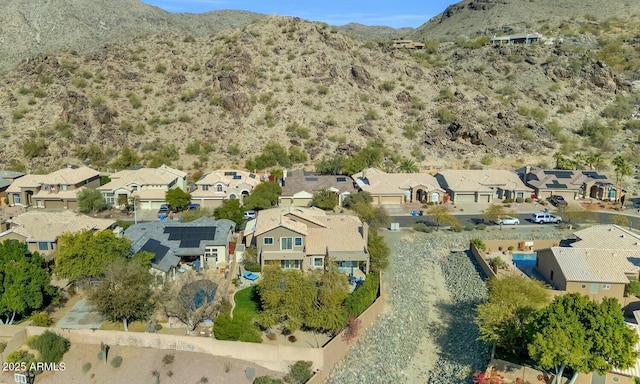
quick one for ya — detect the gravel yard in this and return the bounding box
[326,227,565,383]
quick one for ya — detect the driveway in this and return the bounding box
[55,299,104,329]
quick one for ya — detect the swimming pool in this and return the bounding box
[512,253,537,267]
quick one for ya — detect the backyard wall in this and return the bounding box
[483,239,560,253]
[470,242,497,279]
[0,325,27,357]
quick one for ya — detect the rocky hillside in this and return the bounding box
[414,0,640,40]
[0,5,639,176]
[0,0,263,72]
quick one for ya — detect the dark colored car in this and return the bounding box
[158,204,171,218]
[549,195,568,207]
[188,203,200,211]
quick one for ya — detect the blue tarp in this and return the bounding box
[243,271,259,281]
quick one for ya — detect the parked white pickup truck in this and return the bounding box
[531,212,562,224]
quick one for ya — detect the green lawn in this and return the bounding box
[233,286,260,317]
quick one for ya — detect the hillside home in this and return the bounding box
[6,166,100,209]
[98,164,187,209]
[435,170,532,203]
[0,210,115,257]
[391,39,425,49]
[191,170,261,208]
[490,33,543,45]
[570,225,640,250]
[278,170,357,207]
[0,171,24,207]
[125,217,235,282]
[518,166,613,201]
[536,247,640,302]
[243,207,369,274]
[351,168,445,205]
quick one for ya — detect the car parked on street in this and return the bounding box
[158,204,171,218]
[549,195,568,208]
[494,216,520,225]
[531,212,562,224]
[244,210,256,220]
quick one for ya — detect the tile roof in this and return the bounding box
[352,168,444,195]
[1,210,115,241]
[549,247,640,284]
[196,170,261,188]
[0,170,25,179]
[436,170,532,193]
[99,165,185,191]
[572,225,640,250]
[253,207,366,255]
[6,167,99,192]
[281,170,357,197]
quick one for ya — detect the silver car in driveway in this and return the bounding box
[494,216,520,225]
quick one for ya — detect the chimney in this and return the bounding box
[361,222,369,246]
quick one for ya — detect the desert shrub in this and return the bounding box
[413,223,430,232]
[476,223,487,230]
[72,78,87,88]
[254,377,285,384]
[464,223,475,231]
[470,238,486,252]
[402,121,421,139]
[7,350,36,364]
[178,113,192,123]
[155,63,167,73]
[82,362,91,373]
[434,107,455,124]
[515,197,524,203]
[524,197,533,203]
[23,138,47,158]
[127,93,142,109]
[39,74,53,84]
[111,356,123,368]
[28,331,70,363]
[434,87,455,102]
[30,311,53,327]
[503,198,514,203]
[379,80,396,92]
[284,361,313,384]
[244,262,261,273]
[12,107,30,122]
[364,109,378,121]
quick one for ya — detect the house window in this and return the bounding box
[263,237,274,245]
[13,194,20,204]
[281,237,293,250]
[202,185,209,191]
[37,242,48,251]
[313,257,323,267]
[204,247,219,263]
[281,260,300,269]
[294,237,303,247]
[60,185,68,191]
[216,184,223,192]
[603,284,611,290]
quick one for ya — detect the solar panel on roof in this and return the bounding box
[224,171,236,176]
[305,177,319,181]
[581,171,607,179]
[543,170,573,179]
[249,173,256,179]
[233,175,242,180]
[336,177,347,182]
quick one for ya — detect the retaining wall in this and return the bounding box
[470,242,497,279]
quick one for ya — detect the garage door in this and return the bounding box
[380,196,402,205]
[144,201,165,210]
[479,194,492,203]
[454,193,475,203]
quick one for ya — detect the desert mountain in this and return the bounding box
[415,0,640,40]
[0,0,263,72]
[0,1,638,177]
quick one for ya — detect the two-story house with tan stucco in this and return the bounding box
[98,164,187,209]
[243,207,370,275]
[6,166,100,209]
[191,170,261,208]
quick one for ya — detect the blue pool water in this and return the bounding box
[512,253,537,267]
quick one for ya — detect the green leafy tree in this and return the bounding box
[483,204,506,223]
[165,188,192,211]
[243,182,282,210]
[312,189,338,210]
[427,205,458,229]
[77,188,107,213]
[55,230,132,281]
[475,276,550,359]
[0,241,57,324]
[213,199,244,227]
[162,274,219,333]
[343,191,373,208]
[304,268,350,332]
[529,293,638,384]
[368,230,389,272]
[315,155,344,175]
[88,259,155,331]
[213,310,262,343]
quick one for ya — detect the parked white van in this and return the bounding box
[531,212,562,224]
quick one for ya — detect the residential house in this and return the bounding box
[435,170,532,203]
[391,39,425,49]
[570,225,640,250]
[244,206,369,274]
[124,217,236,282]
[98,164,187,209]
[6,166,100,209]
[351,168,445,205]
[536,247,640,302]
[518,166,613,201]
[490,33,543,45]
[278,170,357,207]
[0,171,24,206]
[191,170,261,208]
[0,210,115,257]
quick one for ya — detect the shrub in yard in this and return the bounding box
[254,376,285,384]
[450,223,463,232]
[476,223,487,231]
[413,223,430,232]
[163,353,175,365]
[515,197,524,203]
[284,361,313,384]
[464,223,475,231]
[82,362,91,373]
[111,356,123,368]
[470,238,486,252]
[244,262,261,273]
[30,311,53,327]
[7,350,36,364]
[524,197,533,203]
[28,331,70,363]
[344,273,379,317]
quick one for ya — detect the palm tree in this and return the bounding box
[553,152,567,170]
[572,153,585,170]
[398,158,419,173]
[587,153,604,170]
[613,155,632,206]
